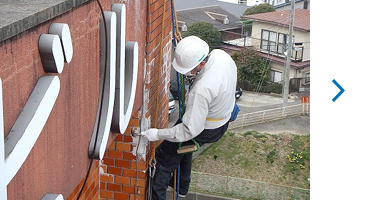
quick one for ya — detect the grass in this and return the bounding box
[192,130,310,189]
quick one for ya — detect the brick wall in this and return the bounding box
[0,0,172,198]
[99,111,148,200]
[145,0,173,129]
[1,1,101,199]
[99,0,173,199]
[66,161,100,200]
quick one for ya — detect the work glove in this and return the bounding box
[141,128,159,141]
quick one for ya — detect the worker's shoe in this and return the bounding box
[167,186,186,198]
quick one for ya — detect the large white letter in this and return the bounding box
[88,11,117,160]
[111,3,126,134]
[4,76,60,185]
[110,3,138,137]
[48,23,73,63]
[39,34,65,73]
[123,41,138,126]
[0,78,7,200]
[41,194,64,200]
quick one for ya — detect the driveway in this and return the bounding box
[168,91,310,135]
[230,115,310,135]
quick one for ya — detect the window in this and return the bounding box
[261,30,277,53]
[238,0,247,4]
[270,70,282,83]
[277,33,287,54]
[305,73,310,83]
[269,32,277,52]
[304,0,309,9]
[261,30,269,50]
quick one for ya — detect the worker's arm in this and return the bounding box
[157,92,209,142]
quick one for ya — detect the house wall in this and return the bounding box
[250,21,310,61]
[0,0,172,199]
[250,20,309,85]
[219,0,264,6]
[270,62,283,75]
[301,31,310,61]
[271,62,311,89]
[299,66,310,83]
[275,1,310,11]
[270,62,296,79]
[265,0,285,6]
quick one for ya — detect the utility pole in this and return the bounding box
[283,0,295,106]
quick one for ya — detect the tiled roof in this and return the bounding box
[175,0,249,18]
[241,9,310,32]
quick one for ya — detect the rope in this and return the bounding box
[170,2,185,199]
[239,17,290,126]
[171,0,185,117]
[172,1,182,42]
[148,0,167,168]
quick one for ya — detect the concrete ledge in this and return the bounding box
[0,0,91,43]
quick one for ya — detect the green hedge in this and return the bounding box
[239,80,282,94]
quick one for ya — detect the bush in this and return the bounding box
[232,47,270,85]
[243,3,275,15]
[266,150,277,164]
[238,80,282,94]
[261,82,282,94]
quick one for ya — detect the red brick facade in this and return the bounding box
[99,0,173,199]
[99,111,149,200]
[67,161,100,200]
[0,0,172,199]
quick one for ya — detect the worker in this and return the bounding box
[141,35,237,200]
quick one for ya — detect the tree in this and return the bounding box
[232,47,270,85]
[183,22,221,49]
[243,3,275,16]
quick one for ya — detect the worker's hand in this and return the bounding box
[141,128,159,141]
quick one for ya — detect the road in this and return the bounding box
[169,91,306,127]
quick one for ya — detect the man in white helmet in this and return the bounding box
[141,36,237,199]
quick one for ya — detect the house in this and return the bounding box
[219,0,265,7]
[241,9,310,91]
[176,5,242,33]
[175,0,249,18]
[218,0,310,12]
[239,0,310,9]
[175,5,245,52]
[274,0,310,11]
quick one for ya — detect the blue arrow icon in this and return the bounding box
[332,79,344,102]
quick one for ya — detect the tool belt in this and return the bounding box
[177,139,200,154]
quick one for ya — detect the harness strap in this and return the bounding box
[206,117,225,122]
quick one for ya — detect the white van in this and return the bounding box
[169,92,176,115]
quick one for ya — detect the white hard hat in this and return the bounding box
[172,36,209,75]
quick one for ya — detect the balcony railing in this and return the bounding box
[221,29,251,47]
[292,46,304,62]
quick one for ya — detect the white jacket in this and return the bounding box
[158,49,237,142]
